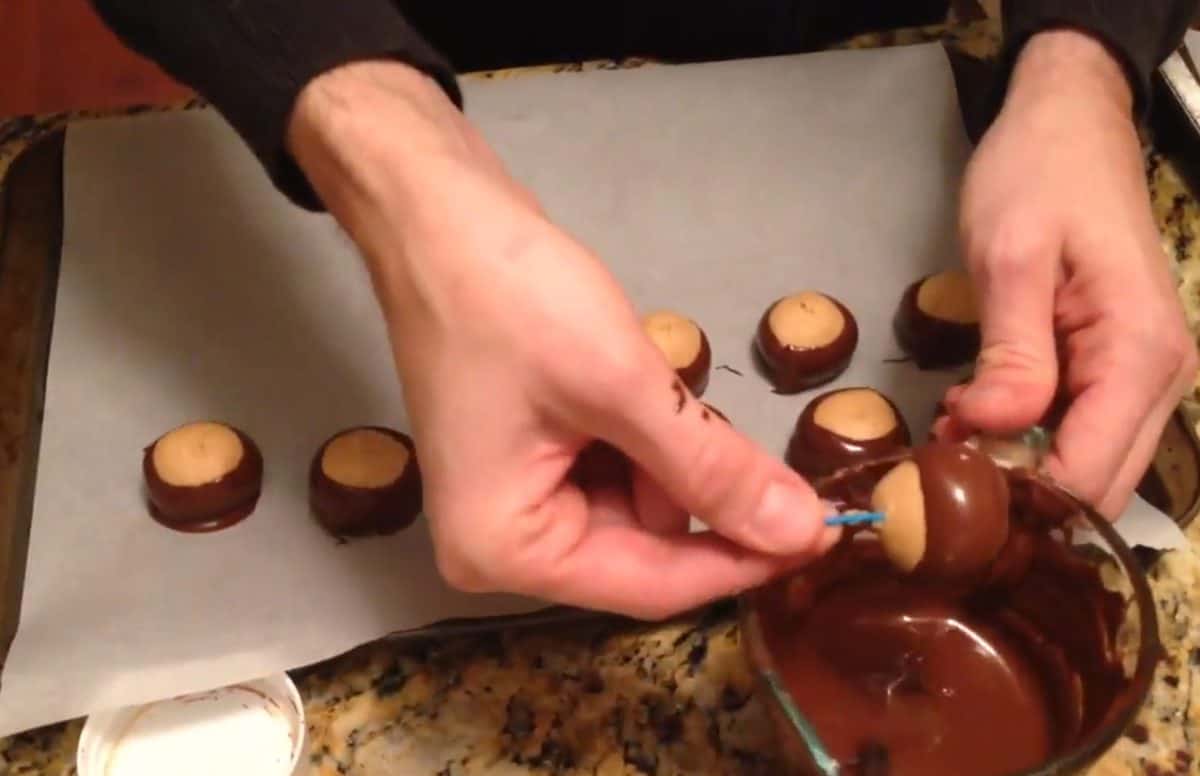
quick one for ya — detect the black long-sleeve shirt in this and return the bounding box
[90,1,1198,211]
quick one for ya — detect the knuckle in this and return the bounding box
[1165,329,1198,373]
[1122,316,1198,386]
[434,545,491,593]
[680,433,762,520]
[429,514,499,594]
[1182,345,1199,383]
[976,340,1055,377]
[574,341,657,412]
[968,224,1050,278]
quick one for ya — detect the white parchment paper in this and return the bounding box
[0,41,1185,736]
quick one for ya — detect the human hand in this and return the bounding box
[940,29,1198,518]
[286,61,837,618]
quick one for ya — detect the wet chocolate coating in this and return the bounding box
[754,295,858,393]
[762,559,1054,776]
[786,388,911,480]
[309,426,423,538]
[142,426,263,532]
[753,461,1135,776]
[893,277,979,369]
[678,329,712,397]
[911,442,1010,581]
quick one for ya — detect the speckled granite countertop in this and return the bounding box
[2,7,1200,775]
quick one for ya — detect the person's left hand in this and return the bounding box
[937,28,1198,518]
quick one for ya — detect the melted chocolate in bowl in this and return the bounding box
[748,457,1149,776]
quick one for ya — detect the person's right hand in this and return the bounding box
[286,60,836,619]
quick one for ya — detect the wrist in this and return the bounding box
[1005,28,1134,119]
[285,59,464,217]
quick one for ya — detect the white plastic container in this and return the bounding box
[77,673,305,776]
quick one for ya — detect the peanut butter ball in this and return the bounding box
[870,442,1010,581]
[755,291,858,393]
[893,269,980,369]
[642,310,711,396]
[143,421,263,531]
[786,387,910,480]
[309,426,423,538]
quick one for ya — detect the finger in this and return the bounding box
[571,440,689,533]
[632,465,690,535]
[955,241,1060,432]
[594,378,837,557]
[1047,356,1189,519]
[930,413,973,443]
[531,520,835,620]
[584,478,641,528]
[942,382,968,411]
[1093,394,1178,519]
[462,476,836,620]
[1040,365,1165,511]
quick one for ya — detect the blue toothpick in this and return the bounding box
[824,511,885,527]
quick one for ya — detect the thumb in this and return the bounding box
[595,376,836,557]
[955,245,1060,432]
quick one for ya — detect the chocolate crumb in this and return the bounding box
[581,669,606,693]
[531,738,574,770]
[720,684,751,711]
[623,740,658,774]
[503,697,535,739]
[672,627,699,647]
[647,698,683,743]
[372,661,409,698]
[1164,674,1180,687]
[1132,546,1162,570]
[701,407,711,421]
[686,639,708,671]
[1125,723,1150,744]
[672,380,686,413]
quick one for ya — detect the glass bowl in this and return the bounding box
[738,449,1161,776]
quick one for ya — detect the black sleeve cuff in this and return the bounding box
[90,0,462,211]
[996,1,1198,124]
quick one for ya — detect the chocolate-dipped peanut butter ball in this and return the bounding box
[893,269,980,369]
[143,421,263,532]
[309,426,422,537]
[642,310,711,397]
[786,387,911,480]
[755,291,858,393]
[869,442,1010,581]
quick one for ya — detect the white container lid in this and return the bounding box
[77,674,305,776]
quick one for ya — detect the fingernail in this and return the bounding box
[751,482,823,554]
[944,384,967,406]
[816,524,842,554]
[964,383,1011,408]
